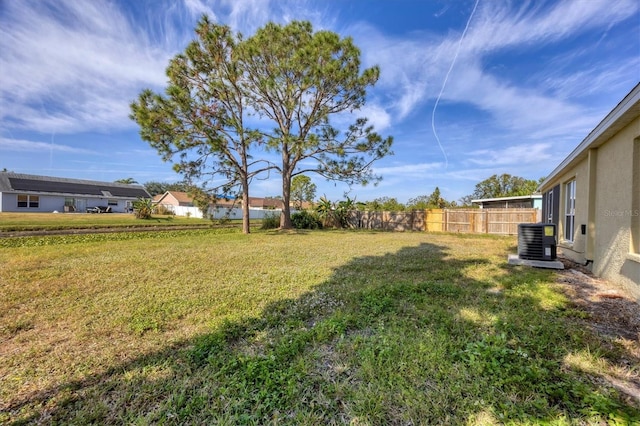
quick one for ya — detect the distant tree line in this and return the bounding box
[459,174,543,206]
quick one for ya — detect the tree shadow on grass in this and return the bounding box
[4,241,639,424]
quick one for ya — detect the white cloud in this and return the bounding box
[0,0,337,135]
[184,0,218,21]
[348,103,392,133]
[0,138,97,155]
[0,0,177,133]
[349,23,444,120]
[464,0,637,53]
[441,66,603,140]
[209,0,326,35]
[467,143,552,167]
[350,0,638,139]
[533,55,640,102]
[374,161,444,178]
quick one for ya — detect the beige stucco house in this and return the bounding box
[539,83,640,301]
[152,191,197,207]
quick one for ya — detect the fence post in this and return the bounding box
[443,209,448,232]
[470,211,475,233]
[484,210,489,233]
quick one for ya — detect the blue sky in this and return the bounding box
[1,0,638,203]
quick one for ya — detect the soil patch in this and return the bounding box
[554,257,640,404]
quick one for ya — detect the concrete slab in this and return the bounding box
[507,254,564,270]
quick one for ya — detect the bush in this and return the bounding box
[133,198,153,219]
[291,210,322,229]
[154,204,175,216]
[261,213,280,230]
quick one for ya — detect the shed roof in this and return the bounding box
[471,194,542,204]
[0,172,150,198]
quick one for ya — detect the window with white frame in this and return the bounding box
[17,194,39,208]
[108,199,118,206]
[564,179,576,242]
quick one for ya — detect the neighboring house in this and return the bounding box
[0,172,150,213]
[153,191,302,218]
[153,191,237,210]
[153,191,196,207]
[472,194,542,209]
[539,83,640,300]
[248,197,285,210]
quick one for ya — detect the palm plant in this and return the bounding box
[133,197,153,219]
[335,196,356,228]
[315,196,334,228]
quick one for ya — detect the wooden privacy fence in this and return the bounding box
[351,208,541,235]
[350,210,426,232]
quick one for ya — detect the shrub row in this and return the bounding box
[260,211,323,230]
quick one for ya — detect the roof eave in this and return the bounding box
[471,194,542,204]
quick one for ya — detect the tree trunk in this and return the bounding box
[241,179,251,234]
[280,147,293,229]
[280,174,293,229]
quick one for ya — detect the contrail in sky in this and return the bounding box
[431,0,480,169]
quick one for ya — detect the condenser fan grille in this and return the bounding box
[518,223,557,261]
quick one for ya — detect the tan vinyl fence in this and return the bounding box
[351,208,540,235]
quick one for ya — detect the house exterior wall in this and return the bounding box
[0,193,133,213]
[591,117,639,298]
[155,194,176,206]
[542,116,639,299]
[154,192,194,207]
[0,193,64,212]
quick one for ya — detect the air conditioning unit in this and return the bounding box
[518,223,557,261]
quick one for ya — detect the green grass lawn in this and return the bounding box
[1,229,638,424]
[0,212,216,232]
